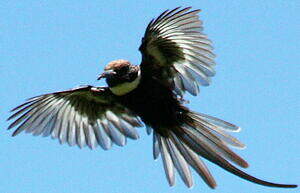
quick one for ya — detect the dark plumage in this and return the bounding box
[7,7,297,189]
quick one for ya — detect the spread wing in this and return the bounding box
[7,86,142,149]
[139,7,216,96]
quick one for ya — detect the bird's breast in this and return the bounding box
[118,77,186,130]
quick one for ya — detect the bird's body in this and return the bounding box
[7,7,297,189]
[117,67,185,134]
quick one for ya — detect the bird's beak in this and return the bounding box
[97,70,116,80]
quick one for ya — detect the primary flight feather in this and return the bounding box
[7,7,297,189]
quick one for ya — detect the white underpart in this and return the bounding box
[110,70,141,96]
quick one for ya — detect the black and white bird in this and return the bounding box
[7,7,297,189]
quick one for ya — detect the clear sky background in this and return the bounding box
[1,1,299,193]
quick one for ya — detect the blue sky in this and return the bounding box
[1,1,299,193]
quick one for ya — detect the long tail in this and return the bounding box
[150,111,297,188]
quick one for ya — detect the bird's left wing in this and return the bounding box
[7,86,142,149]
[139,7,216,96]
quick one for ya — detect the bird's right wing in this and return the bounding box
[7,86,142,149]
[139,7,216,97]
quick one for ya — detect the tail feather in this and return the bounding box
[193,112,241,132]
[169,131,217,188]
[189,112,245,148]
[153,132,160,160]
[166,137,193,187]
[152,111,297,188]
[156,134,175,186]
[185,115,249,167]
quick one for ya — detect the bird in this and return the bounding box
[7,7,297,189]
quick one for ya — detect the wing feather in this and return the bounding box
[140,7,215,96]
[7,86,142,150]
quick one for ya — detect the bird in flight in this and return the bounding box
[7,7,297,189]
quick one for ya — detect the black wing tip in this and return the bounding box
[9,103,27,113]
[9,108,16,113]
[176,6,201,13]
[171,6,182,12]
[11,130,20,137]
[7,124,14,130]
[166,7,200,17]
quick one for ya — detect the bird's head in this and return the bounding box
[98,59,141,96]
